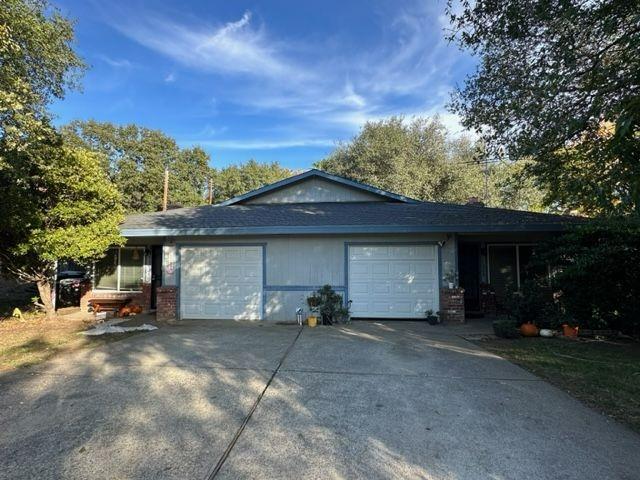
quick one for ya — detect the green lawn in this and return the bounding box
[476,337,640,433]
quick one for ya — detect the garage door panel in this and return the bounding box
[350,283,369,294]
[180,246,263,320]
[348,244,439,319]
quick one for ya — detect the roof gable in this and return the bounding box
[217,169,418,206]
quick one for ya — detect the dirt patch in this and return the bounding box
[0,313,143,371]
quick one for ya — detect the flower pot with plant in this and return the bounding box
[442,271,457,289]
[425,309,439,325]
[306,286,350,326]
[306,293,320,327]
[562,324,579,337]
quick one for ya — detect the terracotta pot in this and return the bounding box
[520,323,539,337]
[562,324,579,337]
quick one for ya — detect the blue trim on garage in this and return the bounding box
[344,241,442,317]
[175,243,267,321]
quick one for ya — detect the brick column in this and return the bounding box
[79,279,92,313]
[156,286,178,322]
[440,287,466,323]
[140,283,152,312]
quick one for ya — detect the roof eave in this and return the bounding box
[120,223,574,238]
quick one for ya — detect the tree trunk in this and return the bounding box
[36,279,57,320]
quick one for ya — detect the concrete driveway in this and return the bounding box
[1,321,638,480]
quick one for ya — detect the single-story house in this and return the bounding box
[81,169,580,322]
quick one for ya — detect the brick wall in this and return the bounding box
[156,286,177,322]
[80,281,152,313]
[440,287,466,323]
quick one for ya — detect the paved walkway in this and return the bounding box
[0,320,638,479]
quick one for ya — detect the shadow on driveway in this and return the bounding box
[0,320,639,480]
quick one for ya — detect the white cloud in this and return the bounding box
[102,3,475,146]
[97,54,132,68]
[111,10,307,83]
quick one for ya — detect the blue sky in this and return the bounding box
[51,0,476,170]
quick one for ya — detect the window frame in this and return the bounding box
[486,243,539,290]
[93,247,145,293]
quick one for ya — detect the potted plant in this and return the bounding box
[492,319,520,338]
[442,271,457,289]
[425,309,439,325]
[306,286,350,326]
[562,324,579,337]
[306,293,320,327]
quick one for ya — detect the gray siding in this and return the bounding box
[159,233,455,321]
[244,177,384,204]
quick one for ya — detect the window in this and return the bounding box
[487,244,547,299]
[95,248,144,292]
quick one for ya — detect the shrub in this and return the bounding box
[505,280,566,329]
[307,285,350,325]
[536,218,640,334]
[492,319,520,339]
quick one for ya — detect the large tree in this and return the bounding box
[62,120,211,212]
[0,141,124,319]
[0,0,84,152]
[212,159,293,202]
[316,116,545,210]
[0,1,123,319]
[446,0,640,216]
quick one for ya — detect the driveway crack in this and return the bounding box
[204,326,304,480]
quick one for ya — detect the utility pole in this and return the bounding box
[162,167,169,211]
[208,177,213,205]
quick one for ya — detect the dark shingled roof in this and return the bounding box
[120,201,583,237]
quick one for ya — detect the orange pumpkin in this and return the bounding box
[520,323,539,337]
[130,304,143,314]
[119,306,131,317]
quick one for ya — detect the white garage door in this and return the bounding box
[348,244,439,318]
[179,246,263,320]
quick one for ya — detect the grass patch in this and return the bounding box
[0,314,141,370]
[475,337,640,433]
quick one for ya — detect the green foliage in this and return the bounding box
[0,142,124,265]
[307,285,349,325]
[447,0,640,216]
[536,219,640,333]
[505,281,564,329]
[0,0,85,152]
[316,116,545,210]
[61,120,211,213]
[492,319,520,339]
[212,159,292,202]
[0,139,124,317]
